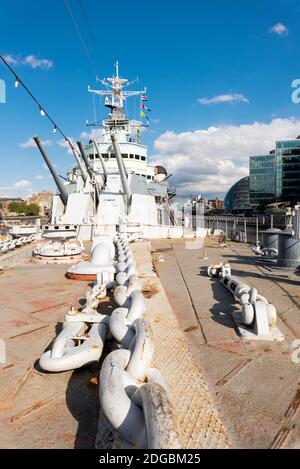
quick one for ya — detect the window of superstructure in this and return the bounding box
[122,154,128,158]
[141,156,146,161]
[102,153,108,159]
[135,155,140,160]
[129,154,134,159]
[110,153,116,158]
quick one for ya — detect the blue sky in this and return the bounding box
[1,0,300,198]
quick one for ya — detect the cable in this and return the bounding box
[78,0,101,68]
[0,54,81,159]
[64,0,98,77]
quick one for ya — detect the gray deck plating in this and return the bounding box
[152,238,300,449]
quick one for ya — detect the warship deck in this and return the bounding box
[0,237,299,448]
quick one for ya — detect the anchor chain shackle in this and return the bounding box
[252,244,278,259]
[99,316,179,448]
[208,261,278,331]
[39,318,108,372]
[39,238,116,372]
[39,232,139,373]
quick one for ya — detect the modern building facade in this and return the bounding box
[223,176,250,213]
[249,153,276,209]
[275,139,300,203]
[249,138,300,209]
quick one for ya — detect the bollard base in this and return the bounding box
[232,311,284,341]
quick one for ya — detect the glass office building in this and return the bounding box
[249,153,276,209]
[249,138,300,208]
[275,139,300,203]
[223,176,250,212]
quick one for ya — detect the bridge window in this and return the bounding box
[110,153,116,158]
[129,154,134,159]
[135,155,140,160]
[141,156,146,161]
[102,153,108,159]
[122,153,128,158]
[147,175,151,179]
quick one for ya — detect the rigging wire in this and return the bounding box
[64,0,98,77]
[0,54,81,159]
[78,0,102,69]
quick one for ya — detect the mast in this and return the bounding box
[88,62,146,124]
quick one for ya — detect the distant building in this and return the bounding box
[249,138,300,209]
[223,177,250,213]
[207,198,223,210]
[275,139,300,204]
[27,190,53,216]
[249,153,276,209]
[0,197,24,217]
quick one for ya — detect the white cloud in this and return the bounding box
[22,55,53,69]
[35,174,45,180]
[19,138,53,148]
[57,137,78,155]
[0,179,33,199]
[3,54,18,65]
[43,162,58,171]
[198,93,249,105]
[268,22,288,36]
[14,179,32,188]
[79,128,103,141]
[150,118,300,197]
[3,53,53,69]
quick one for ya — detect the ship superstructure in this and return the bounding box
[36,63,181,240]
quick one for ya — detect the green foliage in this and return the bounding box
[8,201,27,214]
[8,201,40,216]
[25,203,40,216]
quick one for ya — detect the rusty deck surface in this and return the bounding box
[151,238,300,449]
[0,258,98,448]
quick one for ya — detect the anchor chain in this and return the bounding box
[207,260,283,340]
[99,234,180,449]
[39,233,180,448]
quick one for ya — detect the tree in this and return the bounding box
[8,201,40,216]
[25,203,40,216]
[8,201,27,214]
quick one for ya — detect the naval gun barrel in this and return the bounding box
[92,140,108,185]
[110,133,132,212]
[33,136,68,207]
[77,140,100,205]
[77,140,95,182]
[72,148,87,185]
